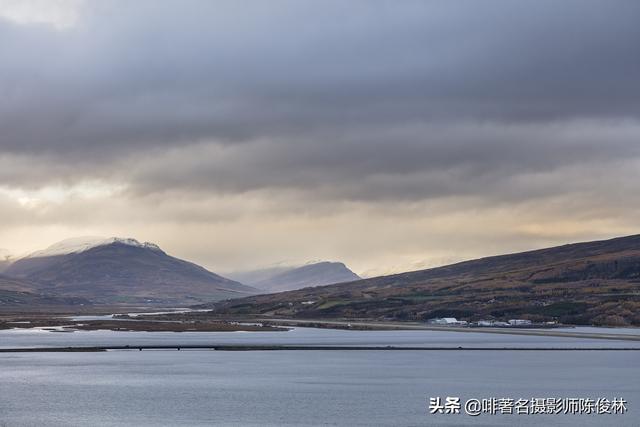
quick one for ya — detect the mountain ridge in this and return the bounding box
[208,234,640,326]
[5,238,257,305]
[22,236,163,259]
[231,261,361,293]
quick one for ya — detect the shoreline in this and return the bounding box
[2,310,639,341]
[2,345,640,353]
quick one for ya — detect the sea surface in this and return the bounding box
[0,327,638,426]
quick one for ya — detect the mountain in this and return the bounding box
[209,234,640,326]
[0,274,90,311]
[228,262,361,293]
[0,274,37,293]
[0,289,89,310]
[5,237,258,305]
[226,266,292,287]
[0,288,85,309]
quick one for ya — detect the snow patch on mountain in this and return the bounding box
[25,237,162,258]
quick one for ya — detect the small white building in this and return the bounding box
[427,317,466,326]
[508,319,532,326]
[477,320,494,327]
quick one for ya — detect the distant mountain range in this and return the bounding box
[3,237,257,305]
[209,234,640,326]
[228,262,360,293]
[5,234,640,325]
[0,237,359,308]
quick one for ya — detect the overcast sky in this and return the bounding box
[1,0,639,277]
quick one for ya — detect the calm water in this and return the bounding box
[0,328,638,426]
[1,326,639,349]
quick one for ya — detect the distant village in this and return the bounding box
[426,317,561,328]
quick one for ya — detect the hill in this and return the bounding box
[208,234,640,326]
[5,237,257,305]
[0,288,89,310]
[229,262,360,293]
[0,275,89,310]
[0,274,37,293]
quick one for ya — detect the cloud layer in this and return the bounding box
[1,0,639,275]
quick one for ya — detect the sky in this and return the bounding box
[0,0,639,277]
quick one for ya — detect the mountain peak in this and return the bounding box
[26,236,162,259]
[231,261,361,293]
[6,236,255,304]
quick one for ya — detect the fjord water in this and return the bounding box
[2,326,640,349]
[1,328,639,426]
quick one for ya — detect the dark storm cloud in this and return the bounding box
[0,0,639,201]
[125,120,640,202]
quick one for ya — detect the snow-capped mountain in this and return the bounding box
[5,237,257,305]
[24,236,162,258]
[228,261,361,293]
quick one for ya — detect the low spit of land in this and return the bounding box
[0,311,285,332]
[2,309,639,343]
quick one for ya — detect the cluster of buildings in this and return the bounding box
[426,317,534,327]
[426,317,468,326]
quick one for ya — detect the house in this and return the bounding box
[493,321,510,327]
[508,319,532,326]
[427,317,467,326]
[477,320,494,327]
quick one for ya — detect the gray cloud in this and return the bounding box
[2,0,639,154]
[98,119,639,205]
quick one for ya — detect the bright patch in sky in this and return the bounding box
[0,181,125,209]
[0,0,84,29]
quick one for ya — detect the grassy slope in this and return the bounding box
[209,235,640,326]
